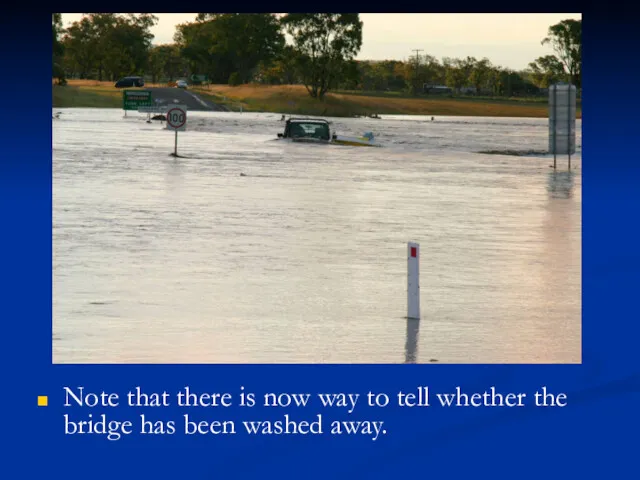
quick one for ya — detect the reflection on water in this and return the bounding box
[547,171,576,199]
[404,318,420,364]
[53,109,582,364]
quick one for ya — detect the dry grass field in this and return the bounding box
[53,80,581,118]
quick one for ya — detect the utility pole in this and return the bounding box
[412,49,423,95]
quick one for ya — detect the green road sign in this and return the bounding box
[123,90,153,110]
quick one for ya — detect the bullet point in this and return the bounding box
[37,396,48,407]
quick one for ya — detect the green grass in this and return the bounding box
[53,83,122,108]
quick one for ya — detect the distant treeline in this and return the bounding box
[53,14,581,98]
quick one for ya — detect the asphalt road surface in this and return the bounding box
[146,87,229,112]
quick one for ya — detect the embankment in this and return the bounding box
[53,80,582,118]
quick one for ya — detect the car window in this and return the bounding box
[290,122,329,139]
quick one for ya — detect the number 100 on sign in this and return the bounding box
[166,106,187,131]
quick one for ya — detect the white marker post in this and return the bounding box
[166,105,187,156]
[407,242,420,320]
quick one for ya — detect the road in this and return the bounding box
[146,87,229,112]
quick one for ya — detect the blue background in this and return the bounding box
[3,7,640,479]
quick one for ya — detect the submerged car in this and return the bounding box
[278,118,332,143]
[277,117,381,147]
[114,76,144,88]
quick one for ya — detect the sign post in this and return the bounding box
[548,82,576,170]
[166,105,187,156]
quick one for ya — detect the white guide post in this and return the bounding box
[407,242,420,320]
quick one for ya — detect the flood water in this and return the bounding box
[52,108,582,364]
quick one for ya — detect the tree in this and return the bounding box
[282,13,363,99]
[147,46,162,83]
[176,14,284,84]
[443,57,467,92]
[199,14,284,83]
[88,14,118,81]
[494,69,535,96]
[541,19,581,87]
[486,66,504,96]
[101,14,158,80]
[149,44,185,82]
[62,17,91,79]
[174,20,216,78]
[338,59,360,90]
[469,58,493,95]
[52,14,66,84]
[256,45,303,85]
[402,54,441,94]
[527,55,566,88]
[381,60,408,91]
[62,14,157,81]
[276,45,302,85]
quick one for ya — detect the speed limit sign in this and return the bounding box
[166,105,187,131]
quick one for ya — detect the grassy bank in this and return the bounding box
[53,80,123,108]
[53,80,582,118]
[193,84,579,118]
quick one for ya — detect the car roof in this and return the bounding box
[288,118,329,124]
